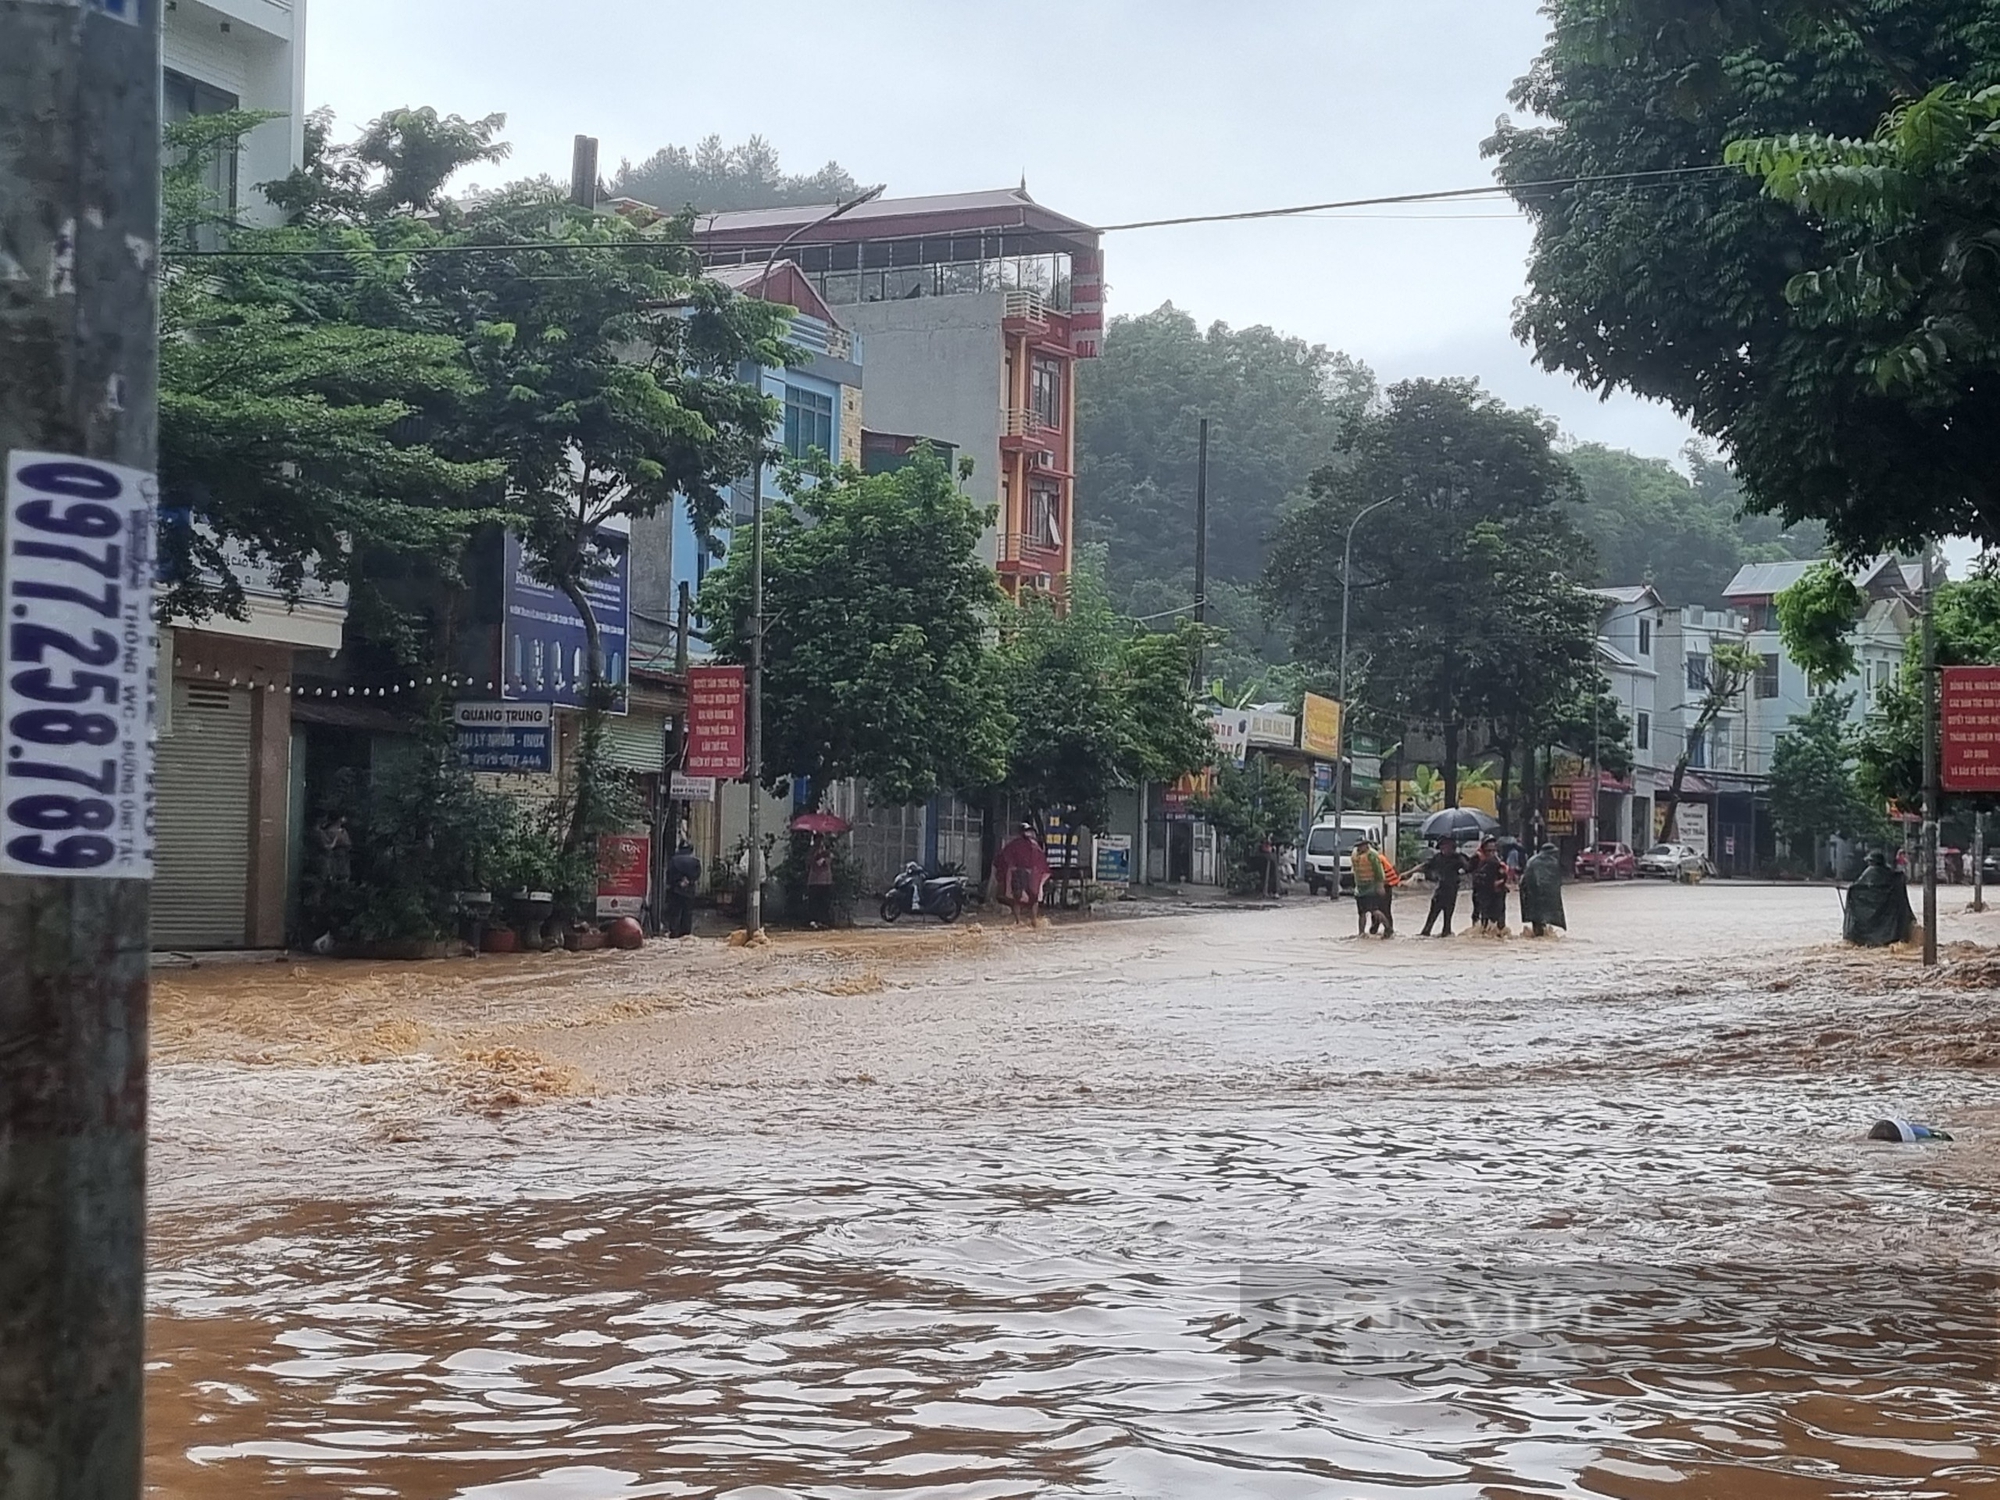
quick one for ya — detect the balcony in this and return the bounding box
[1000,407,1046,452]
[1002,288,1048,332]
[997,531,1065,578]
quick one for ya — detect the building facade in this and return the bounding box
[154,0,330,949]
[694,188,1104,602]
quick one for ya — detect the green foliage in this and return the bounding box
[700,452,1010,807]
[1770,692,1886,861]
[1777,562,1870,680]
[605,134,863,213]
[307,714,542,943]
[1488,0,2000,556]
[994,555,1211,828]
[158,113,504,623]
[263,105,512,223]
[1566,442,1823,604]
[1264,379,1601,806]
[1194,756,1308,894]
[1075,302,1377,682]
[1728,84,2000,393]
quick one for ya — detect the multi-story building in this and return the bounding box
[164,0,307,229]
[693,187,1104,602]
[155,0,332,951]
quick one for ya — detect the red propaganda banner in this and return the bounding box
[1942,666,2000,792]
[686,664,746,778]
[1569,781,1595,820]
[596,834,650,919]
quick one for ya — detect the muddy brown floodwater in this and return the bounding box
[145,884,2000,1498]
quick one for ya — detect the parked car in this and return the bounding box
[1637,842,1706,879]
[1574,842,1637,880]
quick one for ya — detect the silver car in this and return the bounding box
[1637,842,1706,878]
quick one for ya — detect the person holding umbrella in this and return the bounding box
[1416,836,1470,937]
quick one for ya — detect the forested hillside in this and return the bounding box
[1076,305,1827,689]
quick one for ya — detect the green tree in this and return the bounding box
[1487,0,2000,555]
[1777,561,1871,680]
[1264,379,1595,808]
[995,555,1211,831]
[1076,303,1377,624]
[605,134,862,213]
[1769,692,1882,869]
[157,111,505,624]
[420,184,790,851]
[1194,756,1309,895]
[1661,642,1762,841]
[700,452,1010,807]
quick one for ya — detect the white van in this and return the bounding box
[1303,813,1389,896]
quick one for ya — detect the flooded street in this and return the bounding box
[145,884,2000,1497]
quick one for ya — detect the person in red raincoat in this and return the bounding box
[991,822,1051,925]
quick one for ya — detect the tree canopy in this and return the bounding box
[699,453,1010,808]
[1487,0,2000,555]
[605,134,862,213]
[1769,692,1884,866]
[1264,379,1601,808]
[994,554,1211,829]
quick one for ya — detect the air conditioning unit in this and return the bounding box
[1033,450,1057,470]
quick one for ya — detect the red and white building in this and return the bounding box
[696,187,1103,602]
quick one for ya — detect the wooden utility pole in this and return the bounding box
[1192,417,1209,688]
[1,3,160,1497]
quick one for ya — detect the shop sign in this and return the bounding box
[1300,694,1341,758]
[453,700,552,774]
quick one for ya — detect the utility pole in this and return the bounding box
[1192,417,1209,686]
[1975,811,1987,914]
[1922,549,1939,966]
[1,3,159,1497]
[1330,498,1394,892]
[569,134,599,210]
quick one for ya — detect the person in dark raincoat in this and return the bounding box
[1844,850,1916,947]
[1470,837,1508,933]
[1417,837,1470,937]
[1519,843,1567,936]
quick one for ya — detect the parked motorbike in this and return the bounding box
[881,862,965,923]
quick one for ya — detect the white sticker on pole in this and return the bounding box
[1,452,156,879]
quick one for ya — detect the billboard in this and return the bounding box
[1300,694,1341,759]
[596,833,650,919]
[500,530,629,713]
[686,664,746,779]
[1942,666,2000,792]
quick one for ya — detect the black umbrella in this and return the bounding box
[1421,807,1500,842]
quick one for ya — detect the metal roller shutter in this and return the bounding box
[153,680,251,950]
[599,709,666,773]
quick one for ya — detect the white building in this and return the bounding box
[164,0,307,227]
[155,0,324,952]
[1721,557,1916,776]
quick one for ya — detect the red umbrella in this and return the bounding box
[789,811,850,835]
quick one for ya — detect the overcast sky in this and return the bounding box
[305,0,1697,463]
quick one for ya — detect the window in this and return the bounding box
[1686,654,1711,693]
[1756,653,1781,699]
[1689,727,1707,768]
[782,386,834,459]
[163,68,239,250]
[1030,356,1063,430]
[1638,617,1653,657]
[1635,711,1650,751]
[1028,485,1063,548]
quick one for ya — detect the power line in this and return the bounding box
[157,164,1744,259]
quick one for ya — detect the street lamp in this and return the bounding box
[742,184,885,937]
[1329,497,1396,884]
